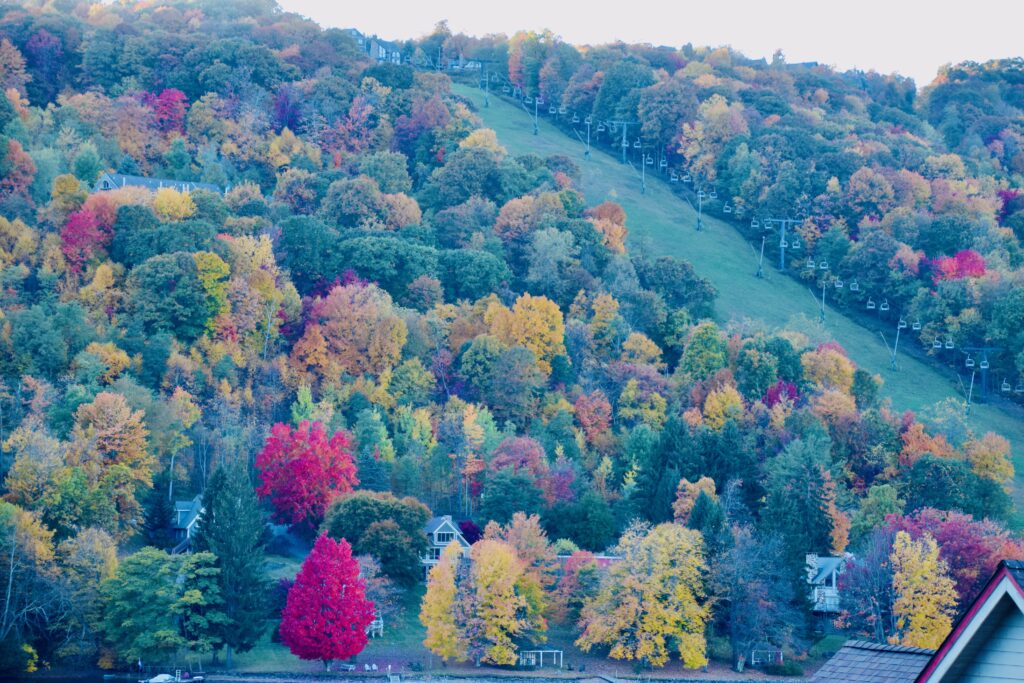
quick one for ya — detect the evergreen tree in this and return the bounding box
[143,484,174,549]
[193,463,269,667]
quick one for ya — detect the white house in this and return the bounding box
[421,515,470,578]
[807,553,847,613]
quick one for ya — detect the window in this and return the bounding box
[435,531,455,545]
[429,547,442,560]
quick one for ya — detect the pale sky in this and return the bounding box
[279,0,1023,87]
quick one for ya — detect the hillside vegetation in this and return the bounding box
[0,2,1022,677]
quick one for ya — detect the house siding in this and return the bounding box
[957,603,1024,682]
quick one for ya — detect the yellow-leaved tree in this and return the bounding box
[467,539,528,665]
[890,530,957,649]
[152,187,196,221]
[420,541,463,661]
[486,293,565,375]
[576,522,710,668]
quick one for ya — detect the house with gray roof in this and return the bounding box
[807,552,848,613]
[421,515,470,579]
[171,494,203,553]
[92,172,221,195]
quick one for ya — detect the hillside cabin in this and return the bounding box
[344,28,403,64]
[92,172,221,195]
[421,515,470,578]
[171,495,203,553]
[807,553,847,613]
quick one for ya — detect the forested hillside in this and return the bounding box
[0,0,1022,676]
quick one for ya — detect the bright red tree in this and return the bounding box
[280,535,376,669]
[60,208,110,273]
[150,88,188,134]
[255,421,358,530]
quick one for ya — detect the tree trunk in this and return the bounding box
[225,645,233,670]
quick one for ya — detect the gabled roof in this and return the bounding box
[94,173,221,194]
[172,495,203,530]
[809,555,845,584]
[811,640,933,682]
[424,515,470,547]
[915,559,1024,682]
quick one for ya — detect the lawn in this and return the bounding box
[451,81,1024,522]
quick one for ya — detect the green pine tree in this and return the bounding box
[193,463,269,667]
[143,484,175,549]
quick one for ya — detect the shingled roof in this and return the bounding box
[811,640,933,683]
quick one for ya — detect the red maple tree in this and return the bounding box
[255,421,358,530]
[280,535,376,669]
[149,88,188,134]
[60,208,110,273]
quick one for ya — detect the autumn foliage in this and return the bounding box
[255,421,358,530]
[280,535,375,668]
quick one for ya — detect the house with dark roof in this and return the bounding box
[92,172,221,195]
[421,515,470,579]
[344,28,403,65]
[171,495,203,553]
[914,559,1024,682]
[811,640,934,682]
[807,553,848,613]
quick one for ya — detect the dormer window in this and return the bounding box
[436,531,455,545]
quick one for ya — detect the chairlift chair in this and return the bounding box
[698,190,706,199]
[645,154,654,165]
[867,298,876,310]
[966,356,975,368]
[980,359,990,369]
[933,339,943,349]
[682,174,692,182]
[549,105,557,114]
[880,299,890,311]
[752,218,761,229]
[849,280,859,291]
[571,113,580,123]
[792,238,802,249]
[709,189,718,199]
[912,320,922,331]
[945,337,954,349]
[597,123,606,132]
[558,107,567,115]
[898,318,907,329]
[807,257,817,269]
[819,260,829,270]
[659,159,668,168]
[524,96,533,104]
[670,171,679,182]
[1002,380,1012,392]
[585,116,593,124]
[502,85,511,94]
[780,239,789,248]
[1016,383,1024,393]
[835,278,844,288]
[724,204,733,213]
[633,138,642,149]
